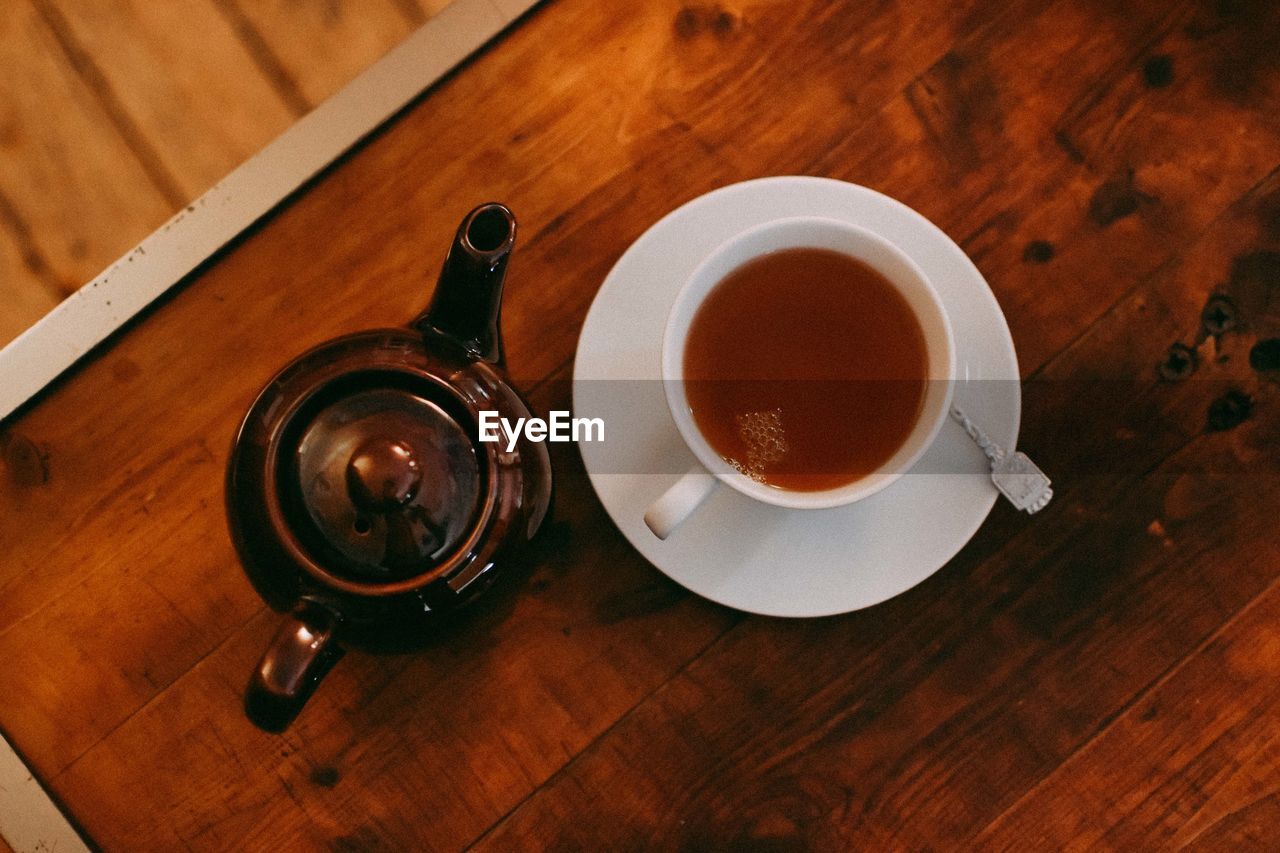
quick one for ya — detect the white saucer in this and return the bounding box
[572,177,1020,617]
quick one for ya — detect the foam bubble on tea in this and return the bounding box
[731,408,789,482]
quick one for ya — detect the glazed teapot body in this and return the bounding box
[226,204,551,731]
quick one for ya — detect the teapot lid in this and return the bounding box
[226,334,503,597]
[286,384,483,583]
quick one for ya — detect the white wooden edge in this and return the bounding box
[0,733,89,853]
[0,0,540,423]
[0,2,538,849]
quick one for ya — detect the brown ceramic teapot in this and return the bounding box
[226,203,552,732]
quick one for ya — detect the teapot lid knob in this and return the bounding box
[346,437,422,512]
[286,386,483,582]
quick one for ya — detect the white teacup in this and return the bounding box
[644,216,955,539]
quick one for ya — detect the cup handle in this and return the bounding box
[245,602,344,733]
[644,465,719,540]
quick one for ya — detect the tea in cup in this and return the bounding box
[644,217,954,538]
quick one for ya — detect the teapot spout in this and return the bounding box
[414,203,516,365]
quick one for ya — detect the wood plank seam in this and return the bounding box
[51,602,268,782]
[0,188,70,299]
[29,0,187,210]
[467,612,747,849]
[1126,709,1275,840]
[392,0,430,27]
[1173,742,1280,850]
[210,0,312,117]
[979,544,1280,840]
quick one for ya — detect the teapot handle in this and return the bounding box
[245,602,344,732]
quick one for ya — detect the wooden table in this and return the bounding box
[3,0,1280,848]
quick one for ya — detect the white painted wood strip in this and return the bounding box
[0,734,89,853]
[0,0,541,423]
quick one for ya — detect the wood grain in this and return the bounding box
[972,161,1280,853]
[2,0,1279,848]
[0,2,172,299]
[978,576,1280,849]
[0,228,60,348]
[813,0,1280,375]
[477,163,1280,851]
[226,0,448,108]
[36,0,299,202]
[1,1,726,846]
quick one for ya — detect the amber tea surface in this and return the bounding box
[682,247,928,491]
